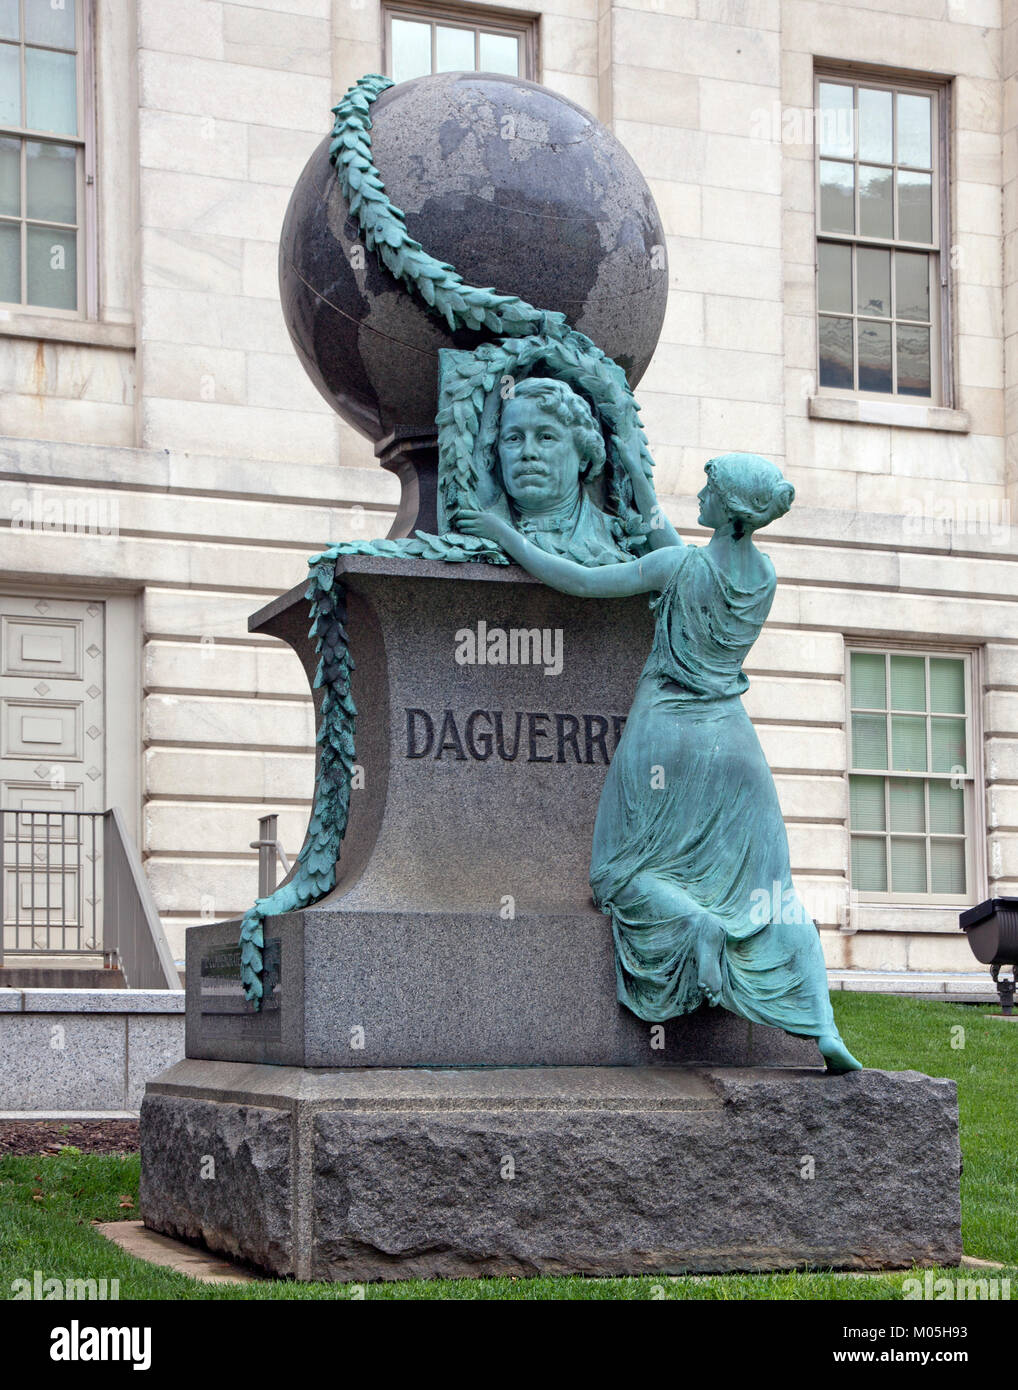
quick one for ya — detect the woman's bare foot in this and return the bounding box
[695,917,725,1006]
[818,1033,862,1073]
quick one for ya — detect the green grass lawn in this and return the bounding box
[0,994,1014,1301]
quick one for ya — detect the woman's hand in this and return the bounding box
[457,508,507,543]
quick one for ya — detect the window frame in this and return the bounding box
[382,1,539,86]
[845,642,984,907]
[813,64,952,409]
[0,0,96,320]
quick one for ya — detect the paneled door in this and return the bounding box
[1,595,106,955]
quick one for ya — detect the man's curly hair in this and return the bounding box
[500,377,607,482]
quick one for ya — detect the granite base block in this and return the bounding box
[140,1060,962,1281]
[186,911,823,1069]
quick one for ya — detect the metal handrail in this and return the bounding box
[249,813,292,898]
[0,807,178,988]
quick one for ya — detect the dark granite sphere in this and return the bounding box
[278,71,669,443]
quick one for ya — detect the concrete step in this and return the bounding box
[0,966,126,989]
[829,969,999,1003]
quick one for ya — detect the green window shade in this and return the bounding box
[929,781,964,835]
[851,652,886,709]
[435,25,473,72]
[931,840,966,895]
[889,778,925,833]
[891,837,927,893]
[889,654,925,711]
[891,715,927,771]
[478,32,519,75]
[850,775,885,831]
[852,713,887,769]
[0,0,18,40]
[0,218,19,301]
[25,0,76,48]
[25,47,77,135]
[26,223,75,308]
[931,717,965,774]
[930,658,965,714]
[26,141,76,224]
[0,41,19,125]
[0,134,17,215]
[852,836,887,891]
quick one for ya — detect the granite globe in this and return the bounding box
[278,70,669,443]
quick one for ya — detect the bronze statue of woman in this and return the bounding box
[459,451,862,1074]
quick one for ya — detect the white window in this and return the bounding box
[847,649,976,905]
[384,3,537,85]
[814,71,948,404]
[0,0,93,315]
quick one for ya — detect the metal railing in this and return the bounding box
[249,813,292,897]
[0,807,178,989]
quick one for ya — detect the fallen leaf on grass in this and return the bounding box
[118,1195,135,1209]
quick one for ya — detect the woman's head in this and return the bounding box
[699,453,794,533]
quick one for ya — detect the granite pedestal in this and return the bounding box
[141,1061,962,1280]
[141,556,963,1279]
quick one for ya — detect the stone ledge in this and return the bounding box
[140,1061,963,1280]
[2,988,185,1013]
[807,394,971,432]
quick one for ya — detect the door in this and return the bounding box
[1,595,106,956]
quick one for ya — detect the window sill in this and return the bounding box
[0,311,135,351]
[807,394,969,433]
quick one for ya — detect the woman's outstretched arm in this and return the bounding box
[458,509,685,598]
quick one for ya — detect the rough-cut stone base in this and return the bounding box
[141,1060,962,1281]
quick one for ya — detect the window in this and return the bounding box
[847,649,975,904]
[0,0,93,315]
[384,3,536,85]
[814,72,947,404]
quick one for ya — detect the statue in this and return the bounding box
[460,452,862,1074]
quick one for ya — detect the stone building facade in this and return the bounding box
[1,0,1016,974]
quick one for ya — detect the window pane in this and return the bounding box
[390,18,432,83]
[819,159,854,233]
[26,140,75,222]
[26,47,77,134]
[895,251,929,322]
[931,717,966,774]
[858,246,890,317]
[0,0,18,40]
[889,654,925,710]
[850,774,886,831]
[25,0,76,48]
[891,837,927,893]
[896,324,931,397]
[435,25,473,72]
[889,777,925,833]
[931,839,965,895]
[0,135,18,214]
[859,164,893,238]
[930,658,965,714]
[818,315,853,389]
[852,713,888,769]
[858,319,891,392]
[891,714,927,771]
[0,219,19,301]
[479,31,519,75]
[26,222,75,308]
[897,92,932,167]
[858,87,892,164]
[0,41,20,125]
[818,82,855,158]
[898,169,932,243]
[818,241,851,312]
[852,836,887,891]
[929,781,964,835]
[851,652,886,709]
